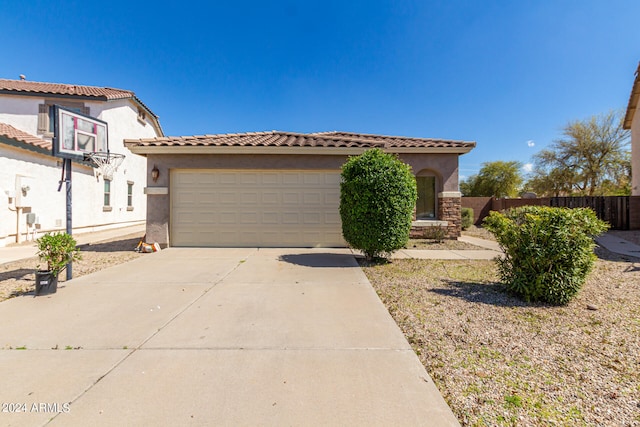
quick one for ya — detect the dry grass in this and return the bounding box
[361,248,640,426]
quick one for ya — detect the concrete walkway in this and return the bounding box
[0,248,460,426]
[596,233,640,258]
[390,235,503,260]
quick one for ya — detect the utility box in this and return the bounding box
[26,213,37,226]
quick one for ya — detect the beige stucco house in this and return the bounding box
[0,78,163,246]
[624,61,640,196]
[124,131,475,248]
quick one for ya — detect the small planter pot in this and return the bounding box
[35,270,59,296]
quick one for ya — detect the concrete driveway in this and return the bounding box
[0,248,459,426]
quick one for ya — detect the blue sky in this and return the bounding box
[2,0,639,179]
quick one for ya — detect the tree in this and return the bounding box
[526,111,631,196]
[340,148,417,261]
[460,161,523,197]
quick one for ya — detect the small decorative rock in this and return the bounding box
[587,304,599,311]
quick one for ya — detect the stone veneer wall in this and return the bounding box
[410,193,462,239]
[438,195,462,238]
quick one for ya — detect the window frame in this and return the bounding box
[103,179,112,211]
[38,100,89,137]
[127,181,134,211]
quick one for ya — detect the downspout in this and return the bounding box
[16,206,22,244]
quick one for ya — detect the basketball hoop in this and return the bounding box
[85,152,125,181]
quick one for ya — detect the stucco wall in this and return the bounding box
[0,96,37,134]
[142,152,463,246]
[0,144,130,246]
[0,95,161,245]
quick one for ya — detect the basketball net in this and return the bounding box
[85,152,125,181]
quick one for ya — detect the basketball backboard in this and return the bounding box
[52,105,109,160]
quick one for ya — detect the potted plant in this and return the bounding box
[35,232,81,296]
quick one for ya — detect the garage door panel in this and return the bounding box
[240,192,259,204]
[219,213,237,224]
[303,212,321,224]
[262,192,279,204]
[303,192,322,204]
[171,170,345,247]
[240,173,259,185]
[282,173,301,185]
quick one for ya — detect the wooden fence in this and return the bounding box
[549,197,630,230]
[463,196,640,230]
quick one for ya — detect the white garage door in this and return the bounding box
[170,169,346,247]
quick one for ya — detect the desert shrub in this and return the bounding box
[340,148,417,260]
[483,206,608,305]
[422,226,446,242]
[461,207,474,230]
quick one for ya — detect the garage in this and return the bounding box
[170,169,344,247]
[125,131,475,247]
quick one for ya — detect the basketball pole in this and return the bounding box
[65,158,73,281]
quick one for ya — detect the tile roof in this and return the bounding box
[0,78,164,136]
[124,131,475,151]
[624,61,640,129]
[0,79,134,100]
[0,123,51,151]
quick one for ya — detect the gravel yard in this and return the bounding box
[362,244,640,426]
[0,234,143,302]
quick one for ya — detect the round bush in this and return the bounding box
[340,148,417,260]
[483,206,608,305]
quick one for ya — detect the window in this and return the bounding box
[127,181,134,210]
[416,176,436,219]
[103,179,111,208]
[38,101,89,136]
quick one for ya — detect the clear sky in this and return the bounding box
[1,0,639,179]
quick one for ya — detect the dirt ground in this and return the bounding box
[362,235,640,426]
[0,234,144,301]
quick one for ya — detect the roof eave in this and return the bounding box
[124,145,475,156]
[623,62,640,130]
[0,135,52,156]
[0,90,111,102]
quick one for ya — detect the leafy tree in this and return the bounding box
[526,111,631,196]
[460,161,523,197]
[340,148,417,261]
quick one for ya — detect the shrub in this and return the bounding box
[422,226,446,242]
[483,206,608,305]
[340,148,417,260]
[461,207,474,230]
[36,232,82,276]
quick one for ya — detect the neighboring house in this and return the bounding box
[124,131,475,248]
[0,78,163,247]
[624,61,640,196]
[624,61,640,230]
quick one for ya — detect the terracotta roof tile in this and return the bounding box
[0,123,51,151]
[0,78,163,136]
[124,131,475,151]
[0,79,134,100]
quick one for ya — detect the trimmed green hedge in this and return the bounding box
[340,148,417,260]
[483,206,608,305]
